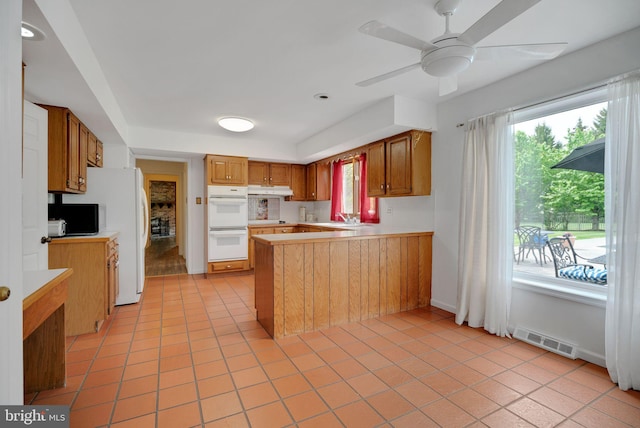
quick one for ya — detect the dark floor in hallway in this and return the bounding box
[145,236,187,277]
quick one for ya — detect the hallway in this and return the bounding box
[145,237,187,277]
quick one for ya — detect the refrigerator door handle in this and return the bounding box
[140,187,150,246]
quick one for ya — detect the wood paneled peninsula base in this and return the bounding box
[253,228,433,339]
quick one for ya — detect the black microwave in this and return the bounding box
[49,203,100,236]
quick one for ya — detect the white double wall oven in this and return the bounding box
[207,185,248,262]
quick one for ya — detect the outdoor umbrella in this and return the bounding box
[551,137,604,173]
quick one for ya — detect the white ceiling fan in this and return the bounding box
[357,0,567,96]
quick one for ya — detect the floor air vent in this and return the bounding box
[513,327,577,359]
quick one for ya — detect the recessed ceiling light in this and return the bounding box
[21,22,46,41]
[314,93,330,100]
[218,117,254,132]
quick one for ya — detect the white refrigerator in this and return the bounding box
[64,167,149,305]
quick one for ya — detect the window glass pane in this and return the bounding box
[342,162,354,214]
[513,102,607,281]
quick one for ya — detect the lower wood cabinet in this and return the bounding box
[208,259,249,273]
[254,232,433,339]
[48,234,119,335]
[249,227,275,269]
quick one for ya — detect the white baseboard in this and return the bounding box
[430,299,456,314]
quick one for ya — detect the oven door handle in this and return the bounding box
[209,199,247,205]
[209,230,248,237]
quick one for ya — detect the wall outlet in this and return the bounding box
[386,207,393,215]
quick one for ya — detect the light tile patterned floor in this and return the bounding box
[25,274,640,427]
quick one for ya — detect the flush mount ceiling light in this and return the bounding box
[217,117,254,132]
[21,21,46,41]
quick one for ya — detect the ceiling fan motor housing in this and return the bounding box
[421,42,476,77]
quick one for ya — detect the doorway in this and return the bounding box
[142,171,186,276]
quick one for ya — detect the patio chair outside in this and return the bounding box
[546,237,607,284]
[515,225,548,266]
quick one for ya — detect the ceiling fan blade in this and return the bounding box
[439,75,458,96]
[458,0,541,46]
[356,63,421,87]
[475,43,567,61]
[359,20,436,52]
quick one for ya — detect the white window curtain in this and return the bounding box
[456,112,514,336]
[605,71,640,390]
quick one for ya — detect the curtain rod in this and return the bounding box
[456,82,609,128]
[512,83,607,113]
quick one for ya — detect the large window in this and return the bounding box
[341,160,359,216]
[513,99,607,283]
[330,154,379,223]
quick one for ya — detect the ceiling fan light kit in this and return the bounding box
[356,0,566,95]
[421,44,475,77]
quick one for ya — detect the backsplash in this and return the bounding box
[248,196,317,224]
[248,197,281,221]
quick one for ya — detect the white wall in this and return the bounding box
[433,27,640,365]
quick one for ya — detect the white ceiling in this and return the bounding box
[21,0,640,160]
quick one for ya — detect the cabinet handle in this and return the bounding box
[380,184,384,190]
[226,265,232,269]
[386,184,390,190]
[269,177,273,181]
[96,153,101,161]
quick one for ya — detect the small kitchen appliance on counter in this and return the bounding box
[47,219,66,237]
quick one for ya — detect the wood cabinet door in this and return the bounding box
[249,227,274,268]
[207,156,229,185]
[315,162,330,201]
[96,140,103,167]
[269,163,291,186]
[87,132,103,167]
[306,163,317,200]
[107,254,115,315]
[367,141,386,197]
[248,161,268,185]
[290,164,306,201]
[66,113,80,191]
[227,157,248,185]
[87,131,98,166]
[78,123,88,192]
[386,134,412,195]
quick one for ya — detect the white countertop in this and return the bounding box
[254,222,432,244]
[23,268,71,299]
[50,230,119,242]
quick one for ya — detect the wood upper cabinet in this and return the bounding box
[87,131,103,167]
[367,141,386,197]
[39,105,88,193]
[206,154,248,186]
[367,130,431,197]
[248,161,291,186]
[306,162,330,201]
[78,123,88,192]
[289,164,307,201]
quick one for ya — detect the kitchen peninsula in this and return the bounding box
[253,225,432,339]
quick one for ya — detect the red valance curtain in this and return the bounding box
[359,153,379,223]
[330,159,344,221]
